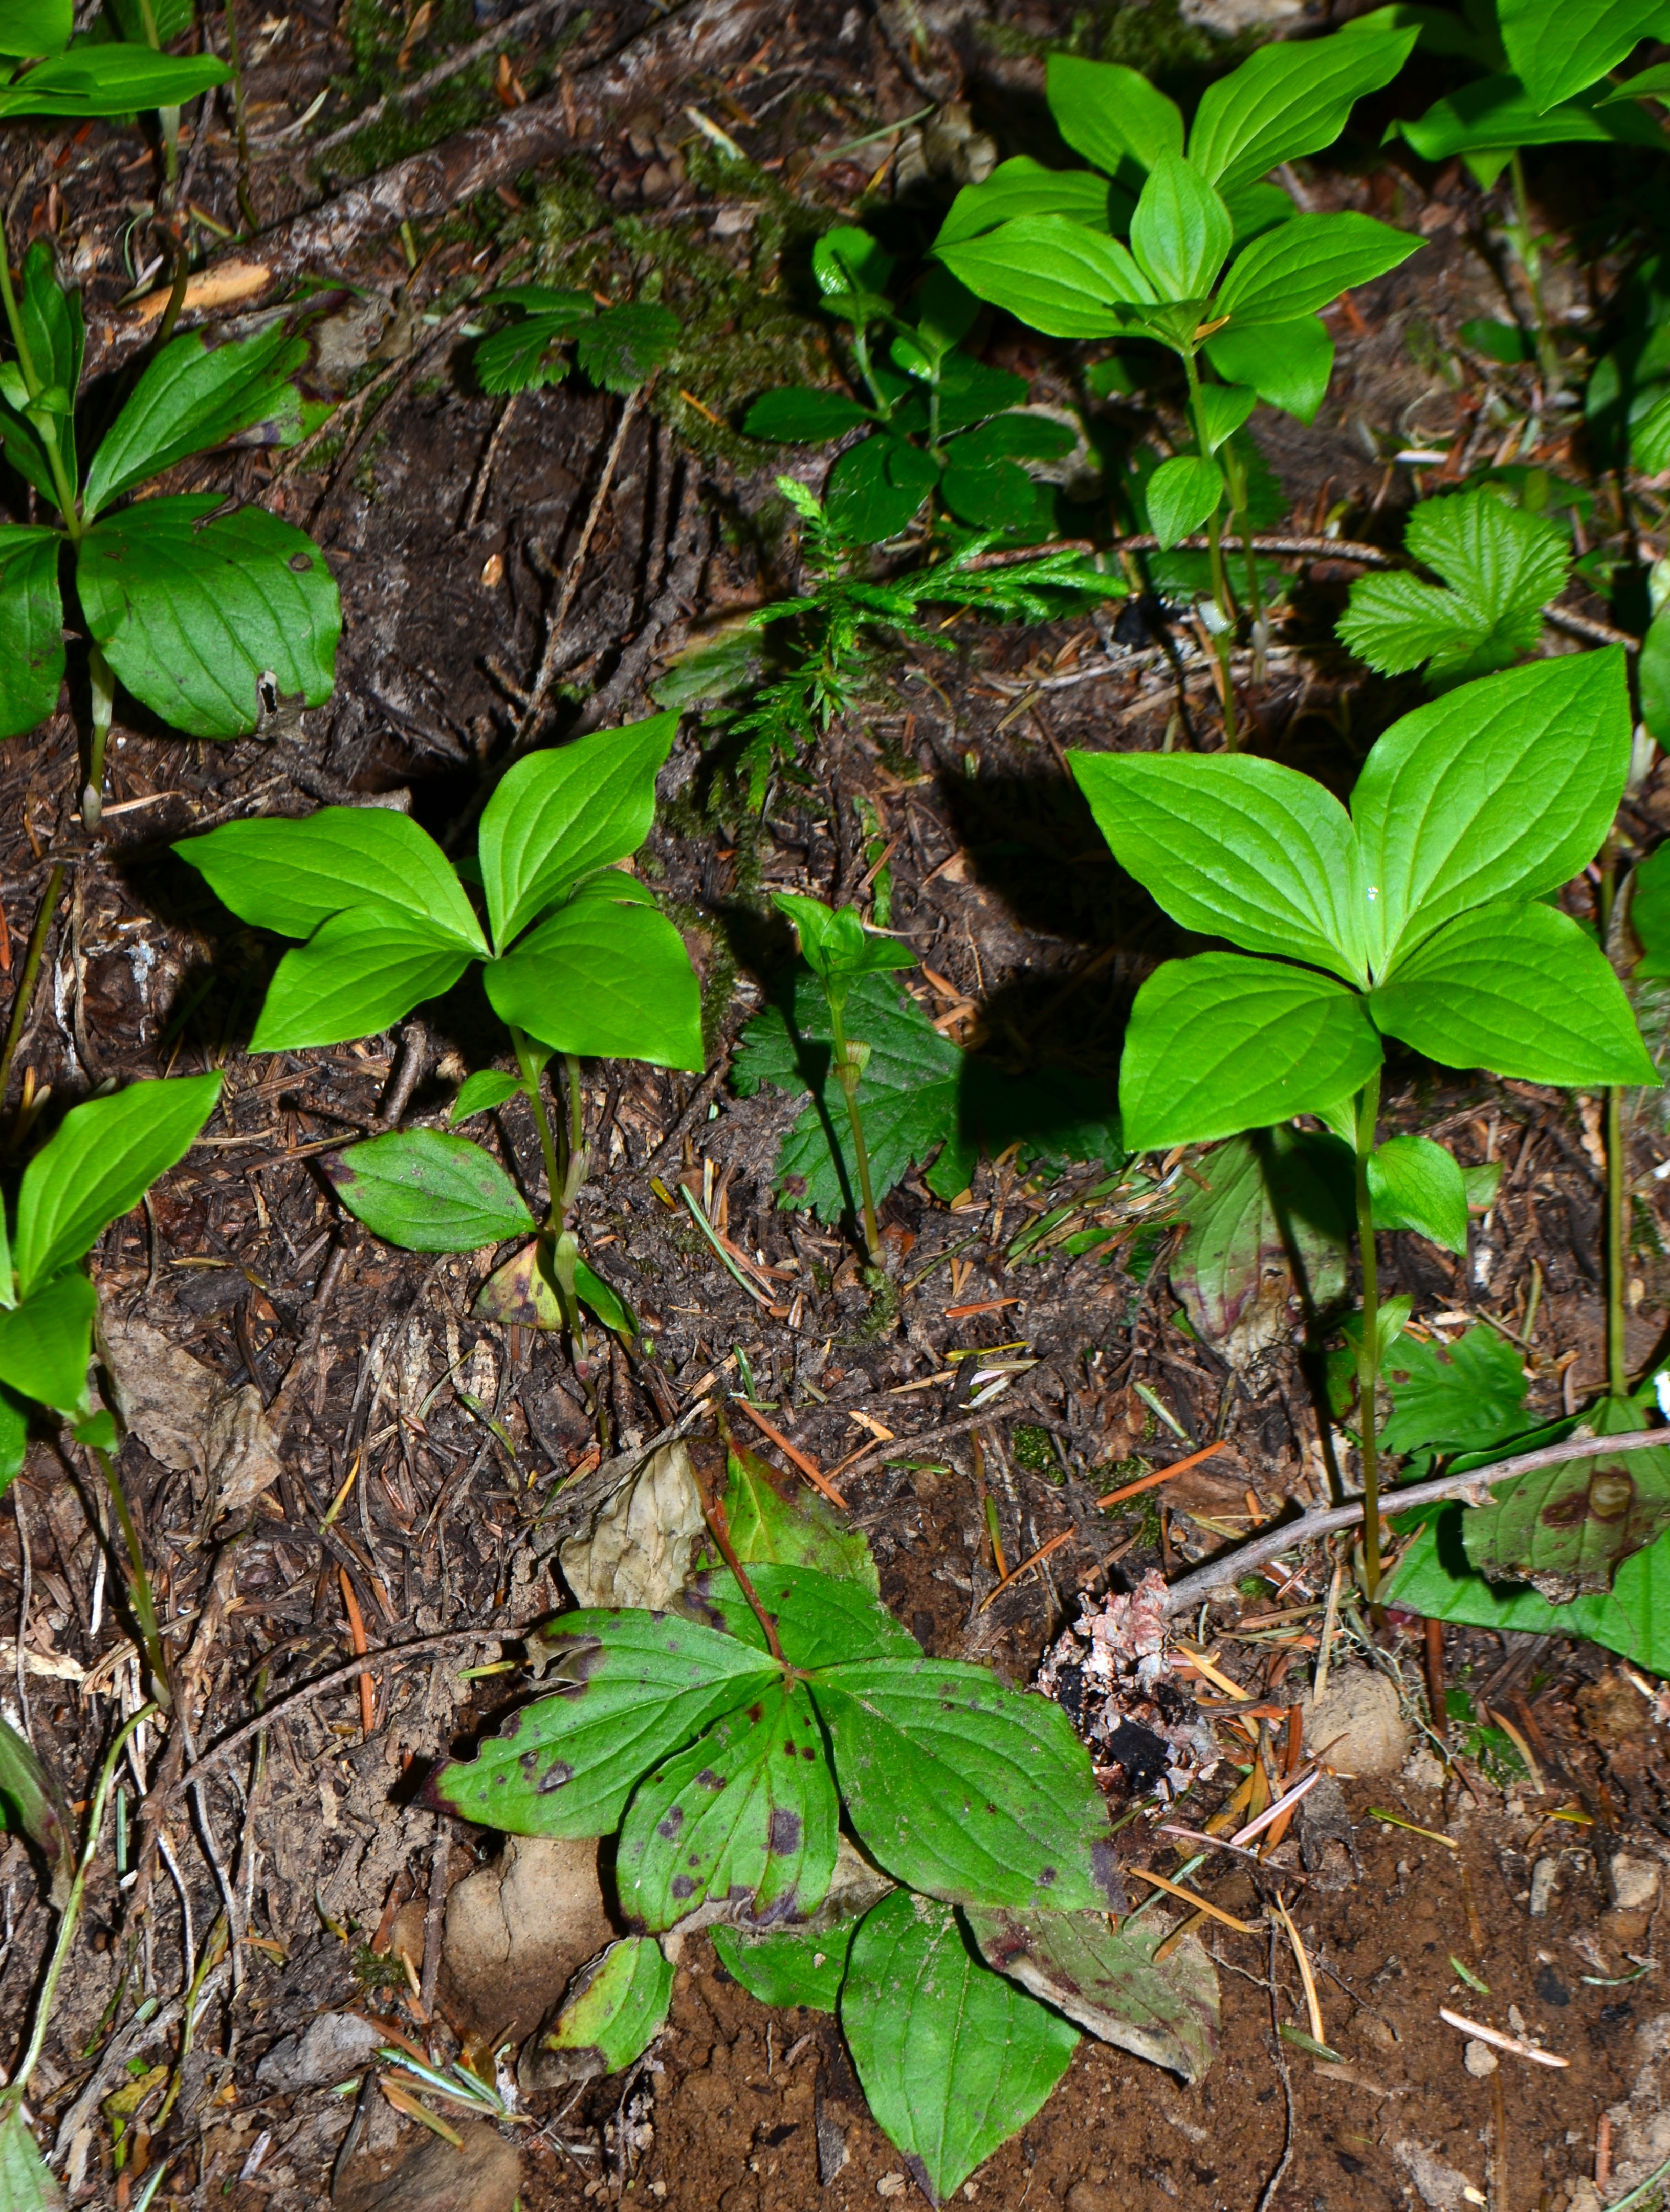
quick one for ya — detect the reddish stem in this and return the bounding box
[701,1498,784,1666]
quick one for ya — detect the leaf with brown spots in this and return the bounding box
[1463,1391,1670,1601]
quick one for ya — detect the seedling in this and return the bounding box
[428,1438,1219,2199]
[934,20,1421,736]
[174,714,701,1337]
[745,229,1081,541]
[1336,484,1571,685]
[0,241,340,825]
[1072,649,1654,1596]
[0,1072,222,1704]
[473,289,680,397]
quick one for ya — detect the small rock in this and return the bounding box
[1610,1855,1663,1913]
[1463,2039,1498,2078]
[1066,2187,1122,2212]
[1529,1859,1558,1917]
[1403,1746,1446,1793]
[256,2011,385,2094]
[1564,2185,1604,2212]
[442,1834,611,2045]
[1300,1668,1410,1777]
[877,2176,908,2199]
[1393,2138,1475,2212]
[1180,0,1304,29]
[333,2119,520,2212]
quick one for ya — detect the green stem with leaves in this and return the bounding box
[0,1702,156,2123]
[1506,151,1561,400]
[511,1025,584,1338]
[1599,843,1629,1403]
[1352,1069,1385,1602]
[1183,349,1239,747]
[826,985,881,1266]
[94,1446,172,1709]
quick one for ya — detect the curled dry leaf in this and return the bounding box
[557,1439,704,1610]
[100,1316,282,1519]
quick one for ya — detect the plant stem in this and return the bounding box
[1599,841,1629,1402]
[563,1049,587,1213]
[1352,1069,1385,1603]
[826,988,881,1264]
[701,1496,785,1664]
[94,1446,172,1709]
[0,1701,156,2121]
[222,0,257,231]
[1507,152,1561,400]
[512,1026,562,1233]
[0,863,63,1107]
[1182,348,1239,747]
[83,646,115,828]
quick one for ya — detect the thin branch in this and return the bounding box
[307,0,585,161]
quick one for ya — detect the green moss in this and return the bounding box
[978,0,1248,77]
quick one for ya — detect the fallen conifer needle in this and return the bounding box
[1438,2010,1568,2067]
[1368,1808,1458,1849]
[1125,1868,1256,1932]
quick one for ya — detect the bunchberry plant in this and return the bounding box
[0,0,225,123]
[0,1072,223,1705]
[934,22,1421,736]
[745,231,1080,542]
[473,290,680,398]
[0,242,340,826]
[1074,649,1653,1596]
[429,1438,1216,2199]
[1336,484,1571,684]
[174,715,701,1337]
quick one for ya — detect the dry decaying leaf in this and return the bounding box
[557,1439,705,1610]
[100,1316,282,1520]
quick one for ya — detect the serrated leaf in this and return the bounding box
[813,1657,1118,1912]
[326,1129,535,1252]
[0,2109,64,2212]
[1500,0,1663,113]
[1186,26,1418,193]
[682,1562,919,1669]
[251,909,475,1053]
[1070,750,1368,984]
[1046,53,1184,174]
[77,495,338,739]
[451,1069,522,1119]
[1120,954,1382,1153]
[540,1937,673,2078]
[1173,1128,1351,1362]
[178,805,485,949]
[0,1269,95,1416]
[723,1437,878,1592]
[1377,1322,1529,1458]
[16,1073,221,1295]
[0,42,227,116]
[1462,1392,1670,1600]
[824,432,941,542]
[1351,651,1633,976]
[426,1611,778,1836]
[617,1679,839,1931]
[936,216,1152,341]
[1145,454,1223,547]
[936,155,1126,249]
[1338,491,1569,684]
[1204,316,1333,423]
[1367,1134,1469,1253]
[711,1917,858,2011]
[843,1892,1078,2205]
[0,1711,73,1901]
[1215,211,1422,328]
[1130,154,1232,302]
[0,525,63,738]
[481,881,702,1070]
[1369,901,1657,1086]
[475,315,579,396]
[478,713,676,951]
[967,1904,1218,2082]
[744,387,875,441]
[83,323,306,519]
[574,302,679,393]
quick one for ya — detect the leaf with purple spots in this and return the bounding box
[616,1680,838,1933]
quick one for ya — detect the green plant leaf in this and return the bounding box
[539,1937,673,2077]
[1500,0,1663,113]
[1194,383,1257,453]
[250,909,475,1053]
[77,495,339,739]
[475,313,581,396]
[425,1611,778,1836]
[1367,1134,1469,1252]
[1393,72,1662,159]
[1070,750,1368,983]
[0,1269,95,1416]
[451,1069,523,1119]
[1351,651,1632,975]
[18,238,79,487]
[82,324,306,520]
[1130,154,1232,302]
[0,1711,73,1901]
[575,1256,636,1336]
[478,713,676,951]
[0,0,72,56]
[711,1918,857,2011]
[1337,490,1569,684]
[1215,211,1421,328]
[940,449,1044,532]
[1601,59,1670,100]
[617,1679,839,1931]
[0,1388,28,1496]
[1120,954,1382,1152]
[773,894,914,985]
[1186,25,1418,193]
[823,433,941,542]
[178,804,486,950]
[482,882,702,1070]
[1632,840,1670,973]
[0,525,63,738]
[966,1904,1219,2083]
[0,42,227,115]
[723,1437,879,1592]
[0,2109,64,2212]
[325,1130,535,1252]
[936,156,1126,248]
[1172,1128,1350,1356]
[936,216,1153,340]
[812,1657,1117,1912]
[744,387,875,442]
[935,361,1031,432]
[1204,317,1333,423]
[843,1891,1078,2204]
[1462,1391,1670,1600]
[15,1072,221,1296]
[574,302,680,393]
[1045,53,1184,174]
[1145,454,1223,548]
[1369,901,1657,1086]
[1642,602,1670,752]
[1378,1323,1530,1458]
[683,1562,919,1670]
